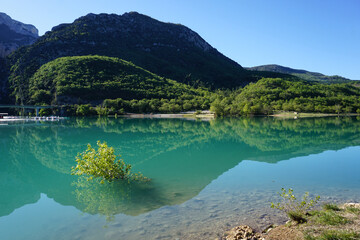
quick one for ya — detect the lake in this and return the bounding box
[1,117,360,240]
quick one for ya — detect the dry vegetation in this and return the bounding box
[225,203,360,240]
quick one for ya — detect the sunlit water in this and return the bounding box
[1,117,360,240]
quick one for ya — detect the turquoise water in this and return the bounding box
[1,117,360,239]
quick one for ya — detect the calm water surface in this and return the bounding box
[1,117,360,240]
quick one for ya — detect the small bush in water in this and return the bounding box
[72,141,149,183]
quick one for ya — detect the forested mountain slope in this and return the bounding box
[28,55,210,105]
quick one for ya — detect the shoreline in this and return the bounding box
[119,112,215,120]
[223,202,360,240]
[1,112,359,122]
[271,112,359,118]
[120,112,359,120]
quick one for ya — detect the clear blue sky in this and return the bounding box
[3,0,360,79]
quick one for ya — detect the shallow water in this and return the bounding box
[1,117,360,240]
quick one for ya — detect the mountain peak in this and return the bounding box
[0,12,39,58]
[67,12,212,52]
[0,12,38,38]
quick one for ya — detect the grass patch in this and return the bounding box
[305,230,360,240]
[311,211,351,226]
[287,211,307,223]
[323,203,341,211]
[345,207,360,214]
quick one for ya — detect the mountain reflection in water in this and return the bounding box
[1,117,360,218]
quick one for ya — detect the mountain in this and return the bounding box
[7,12,249,104]
[0,12,38,57]
[8,12,295,104]
[28,55,209,105]
[247,64,353,83]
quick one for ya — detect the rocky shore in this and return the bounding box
[223,203,360,240]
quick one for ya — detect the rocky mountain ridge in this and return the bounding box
[0,12,38,38]
[247,64,353,83]
[0,12,39,58]
[65,12,213,53]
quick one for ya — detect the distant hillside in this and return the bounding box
[0,12,38,57]
[29,55,209,105]
[247,64,353,83]
[210,78,360,116]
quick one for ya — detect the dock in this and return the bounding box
[0,116,64,122]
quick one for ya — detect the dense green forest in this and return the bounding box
[28,55,211,107]
[210,78,360,116]
[63,96,213,116]
[66,77,360,117]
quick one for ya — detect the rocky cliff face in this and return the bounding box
[0,12,39,57]
[53,12,213,53]
[0,12,38,37]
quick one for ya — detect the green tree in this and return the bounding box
[31,90,52,105]
[95,106,109,116]
[39,108,52,116]
[183,101,193,111]
[344,106,353,114]
[71,141,148,183]
[76,104,93,116]
[334,104,342,114]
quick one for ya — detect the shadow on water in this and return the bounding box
[1,117,360,219]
